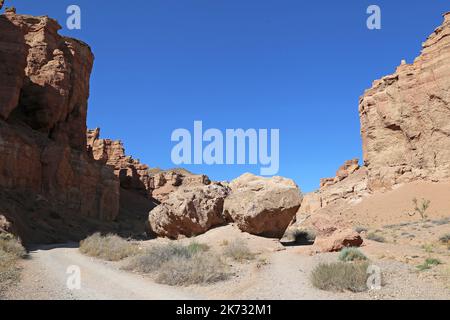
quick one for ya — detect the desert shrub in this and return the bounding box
[0,236,26,297]
[0,237,26,258]
[79,233,139,261]
[125,242,229,286]
[223,240,255,261]
[439,234,450,244]
[338,247,368,262]
[416,258,442,271]
[156,254,229,286]
[433,218,450,226]
[125,243,196,273]
[311,262,370,292]
[354,226,368,234]
[287,229,316,245]
[408,198,431,220]
[186,242,210,254]
[367,232,385,243]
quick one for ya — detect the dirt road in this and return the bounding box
[5,244,200,300]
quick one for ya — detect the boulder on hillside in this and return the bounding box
[148,183,229,239]
[223,173,303,238]
[291,213,363,253]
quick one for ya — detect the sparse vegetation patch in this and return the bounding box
[79,233,139,261]
[367,232,386,243]
[0,235,26,297]
[311,262,370,292]
[338,247,368,262]
[125,242,229,286]
[223,239,255,261]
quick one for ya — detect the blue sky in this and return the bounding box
[7,1,450,192]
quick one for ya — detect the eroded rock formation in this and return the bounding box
[87,128,153,196]
[299,12,450,217]
[360,12,450,190]
[0,12,121,243]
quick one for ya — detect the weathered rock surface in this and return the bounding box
[149,183,229,239]
[224,173,302,238]
[298,161,370,216]
[312,229,363,253]
[148,168,211,203]
[87,128,153,196]
[287,213,363,253]
[360,12,450,190]
[0,12,121,243]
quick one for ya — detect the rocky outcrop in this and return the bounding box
[87,128,152,197]
[289,213,363,253]
[359,12,450,190]
[149,183,229,239]
[299,13,450,217]
[299,161,370,215]
[224,173,302,238]
[149,169,211,202]
[0,12,120,243]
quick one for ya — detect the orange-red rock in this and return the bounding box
[0,12,120,243]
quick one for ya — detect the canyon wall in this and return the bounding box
[0,11,120,243]
[359,12,450,190]
[300,12,450,215]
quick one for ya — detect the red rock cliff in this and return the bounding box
[0,12,120,243]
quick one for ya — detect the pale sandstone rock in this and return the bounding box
[312,229,363,253]
[360,12,450,190]
[149,169,211,203]
[224,173,302,238]
[149,183,229,239]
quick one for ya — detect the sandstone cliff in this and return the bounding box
[300,12,450,215]
[0,12,121,243]
[360,12,450,190]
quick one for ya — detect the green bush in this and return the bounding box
[223,240,255,261]
[338,247,368,262]
[416,258,442,271]
[79,233,139,261]
[311,262,370,292]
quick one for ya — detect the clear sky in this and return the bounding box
[7,1,450,192]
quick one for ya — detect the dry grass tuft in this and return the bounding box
[223,239,255,261]
[338,247,368,262]
[156,254,229,286]
[0,235,26,297]
[125,242,228,286]
[311,262,370,292]
[79,233,139,261]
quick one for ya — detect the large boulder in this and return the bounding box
[312,229,363,253]
[149,183,229,239]
[223,173,302,238]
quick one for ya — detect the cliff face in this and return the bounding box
[299,12,450,216]
[359,12,450,190]
[0,12,120,243]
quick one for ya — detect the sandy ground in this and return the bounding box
[4,224,450,300]
[4,181,450,300]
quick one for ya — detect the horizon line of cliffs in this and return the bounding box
[0,10,449,249]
